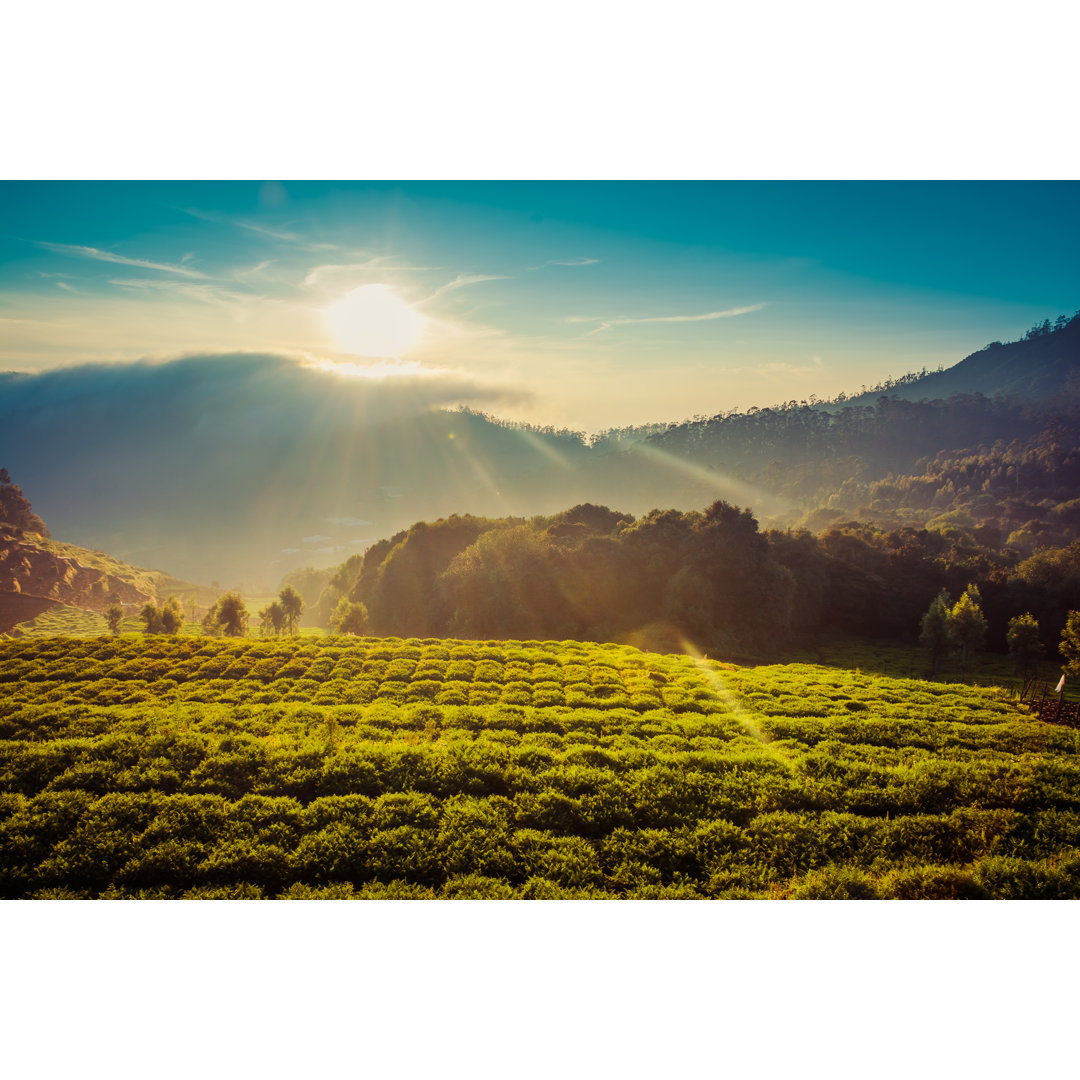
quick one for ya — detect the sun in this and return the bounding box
[324,284,426,357]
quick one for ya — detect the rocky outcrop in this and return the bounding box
[0,529,153,618]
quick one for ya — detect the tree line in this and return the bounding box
[299,498,1080,673]
[104,585,306,639]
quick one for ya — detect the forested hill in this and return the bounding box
[2,314,1078,589]
[836,310,1080,406]
[317,499,1080,662]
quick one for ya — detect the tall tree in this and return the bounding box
[215,592,249,638]
[160,596,184,635]
[260,600,286,637]
[139,602,163,634]
[949,584,988,680]
[279,585,304,635]
[1060,611,1080,679]
[919,590,953,678]
[104,603,124,636]
[1007,612,1044,680]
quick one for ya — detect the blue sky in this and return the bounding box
[2,181,1077,431]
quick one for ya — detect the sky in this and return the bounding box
[2,180,1078,432]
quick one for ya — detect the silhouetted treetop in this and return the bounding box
[0,468,48,535]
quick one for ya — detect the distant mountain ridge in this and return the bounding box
[2,314,1077,589]
[839,312,1080,406]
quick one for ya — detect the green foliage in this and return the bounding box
[161,597,184,635]
[344,501,795,656]
[331,598,367,636]
[1007,613,1044,678]
[259,601,286,637]
[949,585,988,679]
[790,866,880,900]
[279,586,303,636]
[140,603,164,635]
[1061,611,1080,678]
[1,635,1078,899]
[203,592,249,638]
[105,604,125,636]
[919,590,953,678]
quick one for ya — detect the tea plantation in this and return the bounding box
[2,634,1078,899]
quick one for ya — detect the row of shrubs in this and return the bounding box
[4,787,1079,898]
[4,636,1077,898]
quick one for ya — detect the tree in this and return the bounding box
[1007,613,1044,680]
[0,467,49,535]
[919,590,953,678]
[139,602,164,634]
[215,592,249,637]
[104,603,124,636]
[949,584,988,680]
[1061,610,1080,678]
[161,596,184,635]
[259,600,286,637]
[202,592,249,637]
[201,605,223,637]
[330,597,367,635]
[279,585,304,635]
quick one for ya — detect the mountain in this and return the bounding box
[0,353,770,588]
[2,315,1077,589]
[840,312,1080,406]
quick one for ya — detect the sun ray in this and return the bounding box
[677,635,798,774]
[630,442,791,518]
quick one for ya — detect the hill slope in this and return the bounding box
[0,526,215,636]
[2,635,1078,899]
[841,312,1080,406]
[3,317,1077,588]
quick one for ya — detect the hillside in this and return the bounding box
[839,311,1080,406]
[3,316,1078,591]
[2,634,1078,899]
[0,527,216,636]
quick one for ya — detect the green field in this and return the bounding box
[2,634,1078,899]
[7,603,108,638]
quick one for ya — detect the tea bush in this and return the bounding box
[1,635,1078,898]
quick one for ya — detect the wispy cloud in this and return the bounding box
[568,302,767,333]
[35,241,210,279]
[529,256,600,270]
[419,274,508,304]
[303,258,445,286]
[108,278,259,305]
[55,281,80,294]
[179,207,300,242]
[235,259,274,280]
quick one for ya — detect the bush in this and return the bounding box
[973,855,1080,900]
[791,865,881,899]
[880,865,987,900]
[440,874,516,899]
